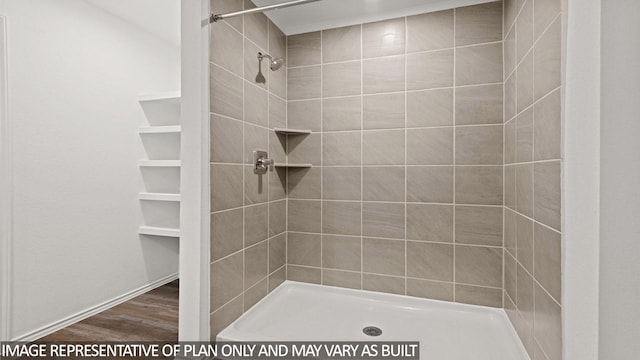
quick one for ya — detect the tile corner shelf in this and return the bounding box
[273,128,312,136]
[274,163,312,168]
[137,91,181,103]
[138,226,180,238]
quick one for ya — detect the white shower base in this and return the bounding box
[217,281,530,360]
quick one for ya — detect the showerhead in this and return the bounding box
[258,52,284,72]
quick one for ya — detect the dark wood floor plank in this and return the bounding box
[37,280,179,343]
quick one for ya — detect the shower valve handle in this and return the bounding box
[253,150,273,175]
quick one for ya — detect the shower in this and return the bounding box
[255,52,284,84]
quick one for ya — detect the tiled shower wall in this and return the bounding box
[503,0,563,359]
[284,2,506,307]
[209,0,289,337]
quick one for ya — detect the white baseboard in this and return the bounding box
[13,273,179,342]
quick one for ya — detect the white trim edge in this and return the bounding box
[0,14,12,342]
[12,273,179,342]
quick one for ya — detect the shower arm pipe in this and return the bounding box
[210,0,321,23]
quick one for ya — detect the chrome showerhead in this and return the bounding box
[269,57,285,71]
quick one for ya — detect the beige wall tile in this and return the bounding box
[363,93,406,130]
[363,56,405,94]
[211,164,243,212]
[287,31,321,67]
[515,163,534,217]
[363,130,405,165]
[287,66,321,100]
[534,161,561,231]
[288,200,321,233]
[287,232,321,267]
[269,64,286,99]
[244,277,268,311]
[505,73,517,121]
[287,167,321,199]
[269,167,287,201]
[243,122,268,164]
[455,284,502,307]
[211,251,243,310]
[269,233,286,272]
[504,250,517,302]
[287,265,321,284]
[323,269,362,290]
[270,266,287,290]
[406,166,454,203]
[323,167,362,201]
[455,206,503,246]
[211,0,243,32]
[362,18,406,58]
[269,94,286,129]
[323,25,361,63]
[323,132,361,165]
[323,201,362,236]
[211,115,243,163]
[455,245,503,287]
[323,97,362,131]
[407,10,454,52]
[455,84,503,125]
[534,224,561,303]
[288,100,321,131]
[534,18,562,100]
[505,165,517,209]
[244,167,267,205]
[244,241,268,289]
[517,51,534,113]
[455,125,503,165]
[504,208,517,255]
[505,119,517,164]
[455,166,503,205]
[363,202,405,239]
[269,21,286,64]
[504,26,516,78]
[211,21,244,77]
[363,237,406,275]
[243,0,268,50]
[407,241,454,281]
[211,64,243,120]
[516,214,534,273]
[210,295,242,338]
[323,61,362,97]
[211,209,243,261]
[407,278,454,301]
[534,282,562,360]
[407,127,454,165]
[407,50,454,90]
[406,204,454,243]
[534,0,561,40]
[516,0,534,62]
[516,108,534,162]
[288,133,321,166]
[363,167,405,202]
[516,264,535,355]
[363,274,405,295]
[534,88,562,161]
[407,89,454,128]
[244,37,268,90]
[456,43,503,86]
[322,235,362,271]
[244,204,268,246]
[504,0,525,34]
[455,2,503,46]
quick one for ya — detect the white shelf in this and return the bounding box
[138,91,181,103]
[138,226,180,237]
[139,160,181,167]
[139,126,181,134]
[139,193,181,202]
[273,128,312,135]
[274,163,312,168]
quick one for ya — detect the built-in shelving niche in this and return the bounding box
[273,127,313,169]
[138,92,181,238]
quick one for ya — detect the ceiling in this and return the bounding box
[252,0,496,35]
[85,0,180,45]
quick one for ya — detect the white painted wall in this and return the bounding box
[0,0,180,340]
[562,0,601,358]
[599,0,640,358]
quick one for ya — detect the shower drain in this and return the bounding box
[362,326,383,337]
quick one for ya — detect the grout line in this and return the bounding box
[452,7,457,302]
[360,22,365,290]
[403,16,409,296]
[319,29,324,286]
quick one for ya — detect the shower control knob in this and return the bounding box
[253,150,273,175]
